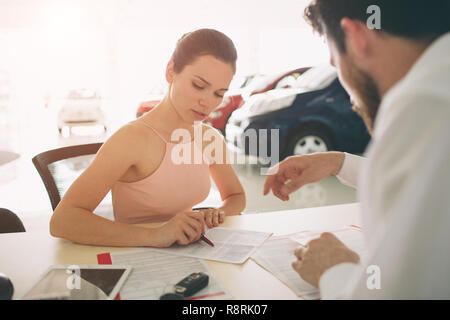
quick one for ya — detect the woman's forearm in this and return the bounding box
[50,205,158,247]
[218,192,246,216]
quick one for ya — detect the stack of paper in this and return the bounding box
[145,227,273,264]
[251,236,320,299]
[251,226,366,300]
[104,249,231,300]
[98,227,272,299]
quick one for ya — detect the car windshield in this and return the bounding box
[295,65,337,90]
[239,72,286,99]
[239,76,254,88]
[246,72,284,92]
[274,72,304,89]
[67,89,98,99]
[226,75,254,93]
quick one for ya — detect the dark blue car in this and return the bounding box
[225,66,371,162]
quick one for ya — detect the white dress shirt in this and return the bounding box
[319,32,450,299]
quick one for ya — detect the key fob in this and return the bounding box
[173,272,209,297]
[159,293,184,300]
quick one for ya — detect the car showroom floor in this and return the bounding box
[0,118,357,231]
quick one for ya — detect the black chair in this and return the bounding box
[32,143,103,211]
[0,208,26,233]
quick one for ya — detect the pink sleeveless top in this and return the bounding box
[111,122,213,224]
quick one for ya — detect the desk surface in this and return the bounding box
[0,203,360,300]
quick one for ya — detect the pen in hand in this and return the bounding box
[193,207,215,247]
[200,234,214,247]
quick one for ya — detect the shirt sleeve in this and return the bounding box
[319,263,362,299]
[321,90,450,299]
[336,153,365,188]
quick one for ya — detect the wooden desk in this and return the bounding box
[0,203,360,300]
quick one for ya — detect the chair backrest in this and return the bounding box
[0,208,26,233]
[32,143,103,211]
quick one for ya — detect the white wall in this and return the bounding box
[0,0,329,124]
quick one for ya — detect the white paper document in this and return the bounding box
[146,227,273,264]
[110,249,231,300]
[251,236,320,300]
[251,226,366,300]
[290,227,368,262]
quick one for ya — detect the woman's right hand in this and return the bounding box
[151,211,206,248]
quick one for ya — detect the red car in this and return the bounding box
[135,67,311,134]
[136,99,160,118]
[206,67,311,133]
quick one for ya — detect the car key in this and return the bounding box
[159,272,209,300]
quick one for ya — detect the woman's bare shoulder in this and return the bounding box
[103,120,164,156]
[97,121,146,156]
[108,120,160,143]
[105,122,142,145]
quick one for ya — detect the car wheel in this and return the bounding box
[284,125,334,157]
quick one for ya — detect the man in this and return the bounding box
[263,0,450,298]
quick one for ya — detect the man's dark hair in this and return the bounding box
[304,0,450,52]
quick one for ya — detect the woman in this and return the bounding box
[50,29,246,248]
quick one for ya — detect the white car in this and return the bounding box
[57,89,106,134]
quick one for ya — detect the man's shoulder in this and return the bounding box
[377,61,450,137]
[384,33,450,113]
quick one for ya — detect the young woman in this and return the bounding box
[50,29,246,248]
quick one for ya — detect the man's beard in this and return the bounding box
[346,64,381,135]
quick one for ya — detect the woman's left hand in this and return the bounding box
[197,208,225,228]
